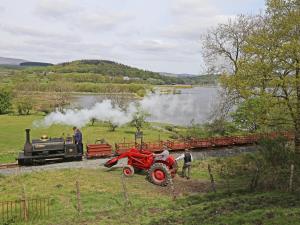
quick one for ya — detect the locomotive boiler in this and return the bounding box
[17,129,82,166]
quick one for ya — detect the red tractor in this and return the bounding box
[104,148,177,186]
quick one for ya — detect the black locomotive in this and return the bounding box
[17,129,83,166]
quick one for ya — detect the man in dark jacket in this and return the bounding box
[176,149,193,179]
[73,127,83,154]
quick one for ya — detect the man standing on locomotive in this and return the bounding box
[73,127,83,154]
[176,149,193,179]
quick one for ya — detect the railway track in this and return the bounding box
[0,162,19,170]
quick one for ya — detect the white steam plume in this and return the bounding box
[35,87,218,127]
[35,100,136,128]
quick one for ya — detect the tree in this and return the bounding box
[90,118,97,126]
[0,89,11,114]
[231,97,270,132]
[130,107,150,132]
[16,97,33,115]
[108,120,118,132]
[202,15,262,123]
[54,92,70,112]
[222,0,300,155]
[202,14,260,75]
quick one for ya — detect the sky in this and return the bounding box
[0,0,265,74]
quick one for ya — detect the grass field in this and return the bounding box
[1,115,300,225]
[0,158,299,225]
[0,115,172,163]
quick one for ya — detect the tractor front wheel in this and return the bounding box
[147,163,171,186]
[123,165,134,177]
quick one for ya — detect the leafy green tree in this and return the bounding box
[16,97,33,115]
[222,0,300,154]
[130,107,150,132]
[0,89,11,114]
[231,97,270,132]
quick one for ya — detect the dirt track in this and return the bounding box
[0,145,256,176]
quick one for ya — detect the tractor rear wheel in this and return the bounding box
[123,165,134,177]
[147,163,171,186]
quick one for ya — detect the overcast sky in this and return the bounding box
[0,0,265,74]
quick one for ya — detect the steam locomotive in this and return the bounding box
[17,129,83,166]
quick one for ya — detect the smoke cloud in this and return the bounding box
[35,87,218,127]
[35,100,137,128]
[140,87,217,125]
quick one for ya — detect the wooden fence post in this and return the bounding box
[76,180,82,214]
[208,164,216,193]
[289,164,294,192]
[21,185,28,221]
[249,166,260,192]
[120,174,131,206]
[168,177,176,201]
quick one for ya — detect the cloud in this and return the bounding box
[128,39,177,52]
[76,10,133,31]
[0,6,5,13]
[162,14,234,40]
[35,0,78,19]
[0,24,75,40]
[0,0,264,74]
[172,0,219,18]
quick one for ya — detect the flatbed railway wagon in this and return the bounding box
[17,129,83,166]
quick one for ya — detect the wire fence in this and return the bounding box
[0,198,50,224]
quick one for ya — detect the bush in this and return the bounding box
[165,125,174,132]
[258,136,293,168]
[212,137,297,192]
[0,89,11,114]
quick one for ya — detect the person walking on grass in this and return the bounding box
[176,148,193,179]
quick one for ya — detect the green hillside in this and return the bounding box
[19,60,219,85]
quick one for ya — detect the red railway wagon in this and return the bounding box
[115,142,137,155]
[210,136,235,147]
[232,135,258,145]
[116,142,165,154]
[189,138,213,149]
[141,142,164,153]
[113,131,295,156]
[165,140,191,150]
[86,143,113,158]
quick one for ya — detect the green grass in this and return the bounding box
[1,114,300,224]
[0,162,299,225]
[0,168,173,225]
[0,114,171,163]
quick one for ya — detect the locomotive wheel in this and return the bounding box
[147,163,171,186]
[123,165,134,177]
[23,158,33,166]
[18,158,25,166]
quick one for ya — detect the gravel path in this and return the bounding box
[0,145,256,176]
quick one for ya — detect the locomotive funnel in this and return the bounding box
[24,128,32,156]
[25,129,31,144]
